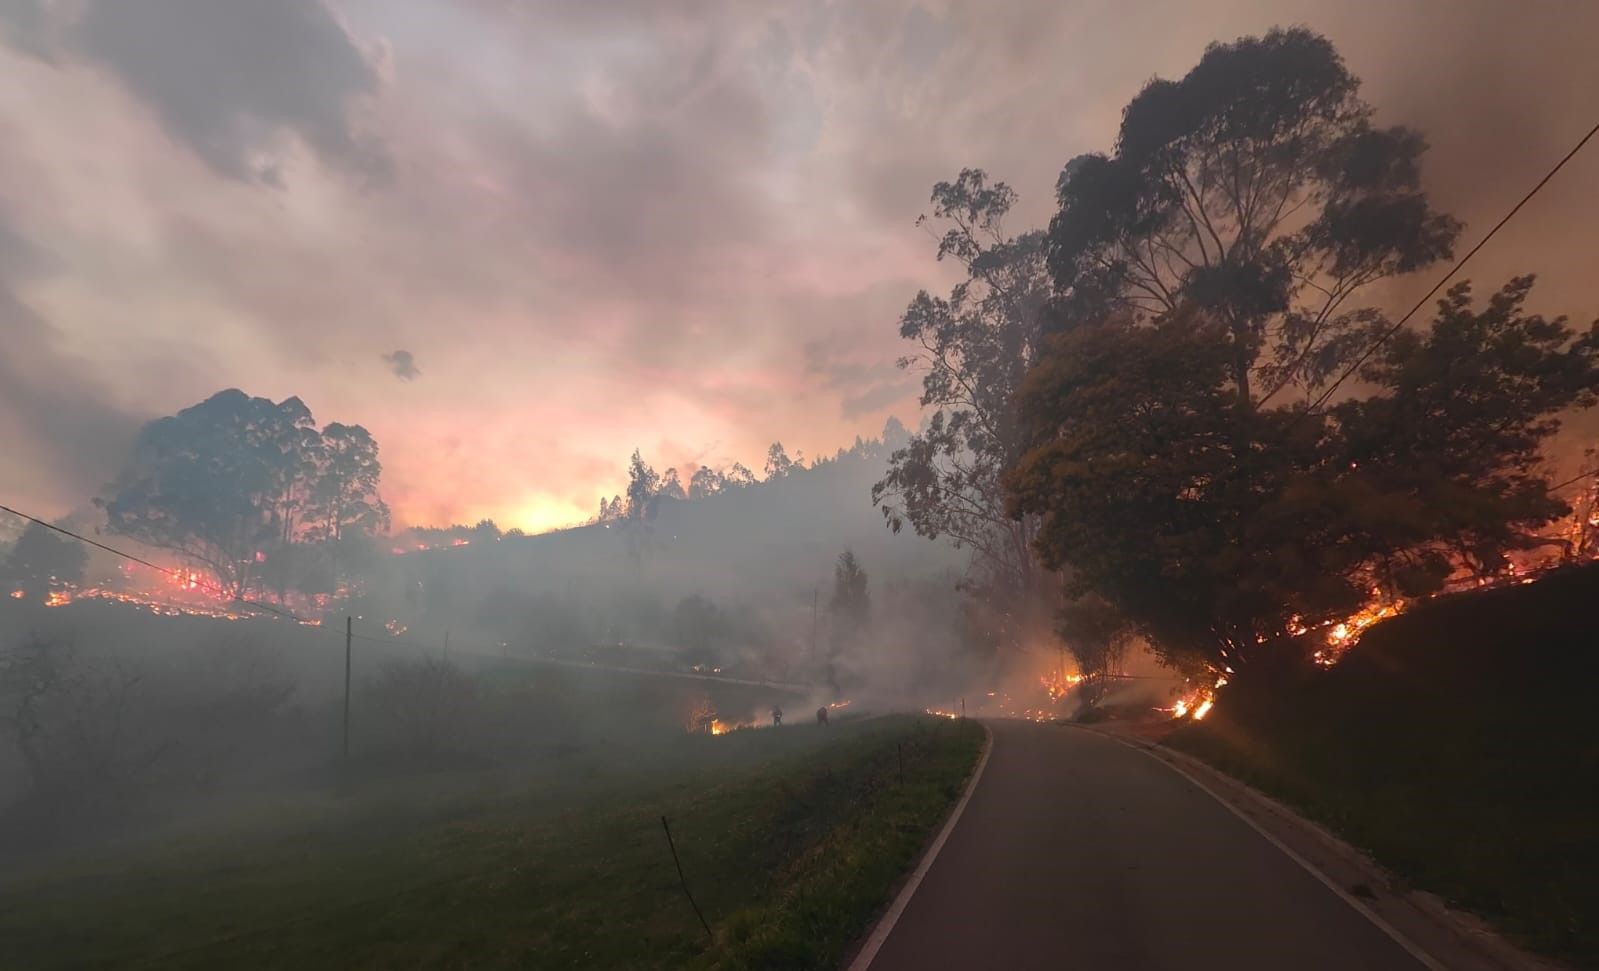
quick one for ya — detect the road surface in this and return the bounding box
[864,720,1426,971]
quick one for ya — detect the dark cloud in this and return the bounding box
[382,349,420,381]
[0,0,54,59]
[0,0,390,184]
[465,46,775,308]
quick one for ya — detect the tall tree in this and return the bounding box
[872,169,1055,654]
[1047,27,1459,407]
[830,549,870,629]
[596,495,625,522]
[621,450,663,563]
[1009,280,1599,672]
[764,442,798,480]
[306,422,389,544]
[99,390,387,600]
[623,450,660,520]
[688,466,726,500]
[658,468,687,501]
[100,390,317,597]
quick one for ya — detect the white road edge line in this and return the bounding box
[847,720,994,971]
[1103,732,1447,971]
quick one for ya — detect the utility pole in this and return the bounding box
[443,628,451,659]
[343,615,352,764]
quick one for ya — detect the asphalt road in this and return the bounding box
[864,720,1426,971]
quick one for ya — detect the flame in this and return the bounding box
[1039,669,1084,702]
[685,696,760,736]
[1162,669,1227,721]
[1310,598,1406,666]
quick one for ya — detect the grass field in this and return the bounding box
[1169,563,1599,967]
[0,714,983,971]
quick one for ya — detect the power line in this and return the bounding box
[0,501,485,658]
[1305,118,1599,414]
[0,502,307,624]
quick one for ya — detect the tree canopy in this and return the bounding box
[99,389,388,598]
[1009,279,1599,671]
[1048,27,1459,406]
[1003,28,1599,674]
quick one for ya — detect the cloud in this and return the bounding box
[0,0,388,184]
[382,349,420,381]
[0,214,144,513]
[803,328,919,421]
[0,0,54,60]
[4,0,1598,531]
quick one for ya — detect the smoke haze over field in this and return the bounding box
[1,0,1596,528]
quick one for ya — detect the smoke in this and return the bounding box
[381,349,421,381]
[1345,1,1599,467]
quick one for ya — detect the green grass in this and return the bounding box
[1168,564,1599,967]
[0,715,983,971]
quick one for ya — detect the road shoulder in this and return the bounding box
[1086,725,1570,971]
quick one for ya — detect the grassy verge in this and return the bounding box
[0,715,983,971]
[1168,564,1599,967]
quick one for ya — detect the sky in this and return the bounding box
[2,0,1597,533]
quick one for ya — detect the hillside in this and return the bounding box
[399,444,963,603]
[378,443,974,692]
